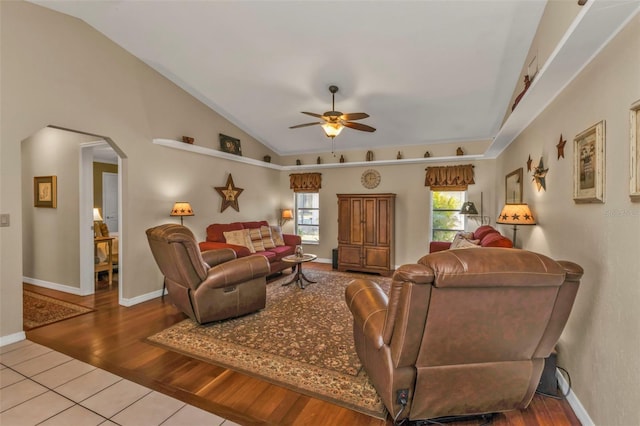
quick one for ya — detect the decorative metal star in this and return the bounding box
[556,134,567,159]
[527,155,533,172]
[532,157,549,192]
[214,174,244,212]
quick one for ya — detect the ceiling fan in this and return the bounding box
[289,85,376,141]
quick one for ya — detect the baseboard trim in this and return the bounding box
[23,277,89,295]
[0,331,26,347]
[556,367,594,426]
[119,289,163,307]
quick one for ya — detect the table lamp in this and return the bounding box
[170,202,194,225]
[496,203,536,247]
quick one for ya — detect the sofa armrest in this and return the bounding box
[345,279,388,350]
[283,233,302,246]
[198,255,270,291]
[201,248,236,267]
[429,241,451,253]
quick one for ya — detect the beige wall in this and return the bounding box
[497,14,640,426]
[0,1,280,337]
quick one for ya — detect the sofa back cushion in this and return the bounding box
[480,232,513,248]
[207,222,244,242]
[248,228,265,252]
[223,229,256,253]
[241,220,269,229]
[473,225,499,241]
[260,226,276,249]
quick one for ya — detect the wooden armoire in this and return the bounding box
[337,193,395,276]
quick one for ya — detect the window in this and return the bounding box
[295,193,319,244]
[431,191,466,242]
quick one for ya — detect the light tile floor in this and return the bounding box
[1,340,239,426]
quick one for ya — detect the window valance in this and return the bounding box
[424,164,475,191]
[289,173,322,193]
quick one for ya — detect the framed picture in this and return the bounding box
[34,176,57,208]
[505,168,523,204]
[630,100,640,201]
[573,121,605,203]
[219,134,242,156]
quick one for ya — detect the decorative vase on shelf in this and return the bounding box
[397,151,402,160]
[424,151,431,157]
[456,147,464,156]
[366,150,374,161]
[340,155,345,163]
[317,156,322,164]
[263,155,271,163]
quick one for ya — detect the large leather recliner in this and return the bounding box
[146,224,270,324]
[345,247,582,421]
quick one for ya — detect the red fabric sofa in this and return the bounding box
[198,220,301,275]
[429,225,513,253]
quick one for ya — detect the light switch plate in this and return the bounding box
[0,214,9,227]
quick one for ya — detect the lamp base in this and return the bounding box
[511,225,518,248]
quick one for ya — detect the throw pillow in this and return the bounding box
[260,225,276,249]
[450,234,480,249]
[223,229,256,253]
[454,231,474,240]
[270,225,286,247]
[248,228,265,252]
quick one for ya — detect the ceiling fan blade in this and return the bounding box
[341,112,369,121]
[344,121,377,132]
[301,111,324,118]
[289,122,322,129]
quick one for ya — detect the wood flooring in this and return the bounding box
[25,264,581,426]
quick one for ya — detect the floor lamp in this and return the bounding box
[496,203,536,248]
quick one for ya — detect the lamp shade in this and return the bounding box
[459,202,479,215]
[496,203,536,225]
[93,208,103,221]
[281,209,293,220]
[170,202,194,217]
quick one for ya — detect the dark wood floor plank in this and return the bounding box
[24,264,579,426]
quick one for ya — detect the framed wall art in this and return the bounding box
[34,176,57,208]
[630,100,640,201]
[573,121,605,203]
[505,168,523,203]
[219,134,242,156]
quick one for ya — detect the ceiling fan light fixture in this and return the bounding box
[321,122,344,138]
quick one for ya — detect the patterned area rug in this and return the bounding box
[147,269,391,419]
[23,290,94,330]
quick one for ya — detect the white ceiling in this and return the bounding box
[29,1,638,157]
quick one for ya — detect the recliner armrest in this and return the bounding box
[198,255,270,291]
[202,248,237,267]
[345,279,388,350]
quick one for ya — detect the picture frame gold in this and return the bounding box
[573,121,605,203]
[630,100,640,201]
[34,176,57,208]
[219,134,242,156]
[505,168,523,204]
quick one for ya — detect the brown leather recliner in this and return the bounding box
[345,247,582,421]
[146,224,270,324]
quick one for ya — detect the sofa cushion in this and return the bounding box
[270,226,286,246]
[199,241,252,257]
[260,226,276,249]
[267,245,295,260]
[207,222,244,242]
[473,225,499,241]
[480,232,513,248]
[223,229,255,253]
[254,250,277,261]
[242,220,269,229]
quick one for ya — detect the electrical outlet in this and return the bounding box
[396,388,409,405]
[0,214,9,227]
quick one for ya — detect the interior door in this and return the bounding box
[102,172,118,232]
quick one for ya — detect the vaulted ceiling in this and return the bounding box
[30,1,639,157]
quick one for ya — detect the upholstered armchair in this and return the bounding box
[345,248,582,422]
[146,224,270,324]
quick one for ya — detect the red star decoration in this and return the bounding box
[214,174,244,212]
[527,155,533,172]
[556,134,567,159]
